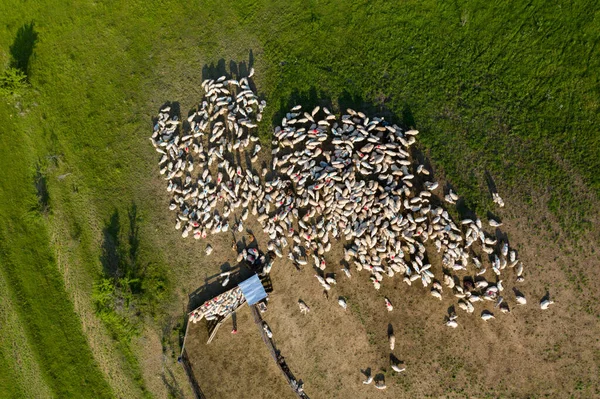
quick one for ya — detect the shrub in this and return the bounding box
[0,67,27,96]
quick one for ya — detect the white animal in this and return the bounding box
[540,299,554,310]
[515,293,527,305]
[338,297,348,310]
[489,219,502,227]
[446,319,458,328]
[298,300,310,314]
[152,76,526,333]
[385,297,393,312]
[391,363,406,373]
[263,322,273,338]
[481,311,495,321]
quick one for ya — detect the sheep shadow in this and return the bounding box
[153,101,182,135]
[390,353,403,365]
[202,49,255,82]
[484,169,498,197]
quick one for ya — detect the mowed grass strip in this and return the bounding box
[0,265,54,399]
[0,105,113,398]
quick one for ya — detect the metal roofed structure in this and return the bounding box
[238,273,268,305]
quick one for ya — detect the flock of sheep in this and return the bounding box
[151,71,553,391]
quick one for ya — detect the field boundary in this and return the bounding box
[179,349,206,399]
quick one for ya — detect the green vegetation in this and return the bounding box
[0,0,598,397]
[0,67,27,96]
[92,206,167,344]
[90,205,167,397]
[0,106,113,398]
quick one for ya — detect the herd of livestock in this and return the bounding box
[151,71,552,391]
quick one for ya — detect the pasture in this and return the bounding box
[0,0,598,398]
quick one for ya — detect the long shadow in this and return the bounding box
[202,58,230,81]
[390,353,403,365]
[456,197,478,221]
[541,290,551,303]
[34,162,50,214]
[128,203,140,274]
[10,22,38,77]
[484,169,498,197]
[337,89,400,124]
[100,203,142,282]
[100,210,122,278]
[271,87,330,129]
[202,50,254,82]
[179,350,207,399]
[248,49,254,70]
[161,367,184,399]
[401,103,416,130]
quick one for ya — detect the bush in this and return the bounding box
[93,206,168,345]
[93,277,137,342]
[0,67,27,96]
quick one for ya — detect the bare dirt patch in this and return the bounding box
[185,305,294,399]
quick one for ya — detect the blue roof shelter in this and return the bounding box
[238,274,268,305]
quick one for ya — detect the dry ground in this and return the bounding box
[176,174,600,399]
[138,73,600,399]
[185,305,294,399]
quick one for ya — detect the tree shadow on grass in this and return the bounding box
[160,367,184,399]
[100,203,142,285]
[10,22,38,77]
[101,210,122,278]
[34,162,50,214]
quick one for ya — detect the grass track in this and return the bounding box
[1,0,599,397]
[0,105,113,398]
[0,269,52,399]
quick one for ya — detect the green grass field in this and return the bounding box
[1,0,598,397]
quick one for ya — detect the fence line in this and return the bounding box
[180,349,207,399]
[250,305,310,399]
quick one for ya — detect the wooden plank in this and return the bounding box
[207,311,234,344]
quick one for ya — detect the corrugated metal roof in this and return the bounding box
[238,274,267,305]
